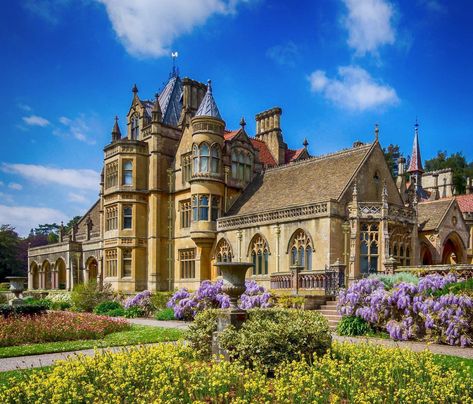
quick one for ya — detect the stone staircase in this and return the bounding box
[316,299,341,330]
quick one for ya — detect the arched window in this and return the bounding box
[249,234,270,275]
[200,144,209,172]
[216,238,233,265]
[360,223,379,275]
[199,195,209,221]
[193,145,199,174]
[211,145,220,174]
[231,149,253,181]
[288,229,313,271]
[131,115,139,139]
[389,232,411,266]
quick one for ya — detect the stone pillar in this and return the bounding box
[27,258,33,290]
[384,256,398,275]
[98,257,103,287]
[275,224,281,272]
[330,259,347,288]
[290,263,303,295]
[237,230,242,262]
[348,183,360,283]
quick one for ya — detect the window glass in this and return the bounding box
[123,160,133,185]
[123,206,132,229]
[200,144,209,172]
[199,195,209,221]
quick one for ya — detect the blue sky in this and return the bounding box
[1,0,472,235]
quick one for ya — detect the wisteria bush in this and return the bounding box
[338,273,473,346]
[123,290,153,317]
[168,280,273,320]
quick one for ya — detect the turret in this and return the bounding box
[407,121,424,192]
[111,116,121,142]
[255,107,287,165]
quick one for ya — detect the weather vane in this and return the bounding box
[171,51,179,77]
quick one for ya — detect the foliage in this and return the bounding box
[275,294,305,308]
[2,342,472,403]
[219,309,331,371]
[0,282,10,291]
[0,293,7,304]
[338,274,473,346]
[0,302,48,317]
[337,315,373,336]
[154,307,175,320]
[425,150,473,194]
[150,291,174,310]
[369,271,419,289]
[70,281,113,312]
[124,290,153,316]
[0,325,184,359]
[123,306,145,318]
[0,312,129,347]
[433,278,473,298]
[93,301,122,315]
[168,280,272,320]
[186,309,220,359]
[383,143,402,178]
[47,292,73,310]
[0,225,22,281]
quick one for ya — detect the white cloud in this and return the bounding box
[54,114,98,144]
[1,163,100,191]
[308,65,399,111]
[0,205,68,236]
[67,192,90,204]
[8,183,23,191]
[22,115,50,127]
[342,0,396,56]
[18,103,32,112]
[266,41,299,67]
[0,192,14,204]
[98,0,249,58]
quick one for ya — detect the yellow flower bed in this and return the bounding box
[1,342,472,403]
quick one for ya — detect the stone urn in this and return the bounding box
[216,262,253,310]
[6,276,27,307]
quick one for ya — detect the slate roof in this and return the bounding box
[195,81,221,119]
[227,143,372,216]
[158,75,183,126]
[455,194,473,213]
[417,198,453,231]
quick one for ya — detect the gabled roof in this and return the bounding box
[224,129,240,141]
[455,194,473,213]
[250,138,277,167]
[407,123,424,173]
[285,148,306,163]
[195,80,221,119]
[417,198,454,231]
[227,143,372,216]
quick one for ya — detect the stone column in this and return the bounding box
[275,224,281,272]
[27,258,33,290]
[330,259,347,289]
[290,263,303,295]
[237,229,242,262]
[98,257,103,288]
[348,183,360,284]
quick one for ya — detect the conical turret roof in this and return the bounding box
[195,80,222,119]
[407,122,424,173]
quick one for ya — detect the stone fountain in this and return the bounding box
[6,276,27,307]
[212,262,253,358]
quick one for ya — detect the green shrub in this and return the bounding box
[150,292,173,310]
[186,309,220,359]
[434,278,473,297]
[0,303,48,317]
[104,307,126,317]
[93,301,122,315]
[337,315,373,336]
[275,294,305,309]
[70,282,113,312]
[0,293,8,305]
[50,301,72,311]
[123,306,145,318]
[0,282,10,291]
[154,307,175,321]
[369,272,419,289]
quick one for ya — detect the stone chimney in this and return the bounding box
[255,107,287,165]
[466,177,473,195]
[396,157,406,196]
[429,173,439,200]
[178,78,207,127]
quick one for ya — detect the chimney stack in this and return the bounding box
[430,172,439,200]
[467,177,473,194]
[178,78,207,127]
[255,107,287,165]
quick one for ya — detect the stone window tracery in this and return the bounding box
[181,153,192,184]
[215,238,232,263]
[289,229,313,271]
[131,114,139,139]
[192,143,221,175]
[192,194,220,222]
[390,233,411,266]
[180,199,191,228]
[105,161,118,188]
[231,149,253,181]
[360,223,379,275]
[105,249,117,278]
[249,235,269,275]
[105,205,118,231]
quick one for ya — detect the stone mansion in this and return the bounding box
[28,71,473,293]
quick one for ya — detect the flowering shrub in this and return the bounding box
[338,274,473,346]
[168,280,272,320]
[1,342,472,403]
[0,312,129,346]
[124,290,153,317]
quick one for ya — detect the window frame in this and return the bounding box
[123,205,133,229]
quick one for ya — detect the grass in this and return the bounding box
[0,367,52,387]
[0,325,184,358]
[433,354,473,378]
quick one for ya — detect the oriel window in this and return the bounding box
[131,115,139,139]
[123,206,132,229]
[123,160,133,185]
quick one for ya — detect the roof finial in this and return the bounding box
[207,79,212,93]
[374,123,379,141]
[171,51,179,77]
[240,116,246,129]
[112,115,121,141]
[152,93,162,122]
[303,138,309,148]
[132,84,138,94]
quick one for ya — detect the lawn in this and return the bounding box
[0,367,51,387]
[0,325,184,358]
[433,353,473,378]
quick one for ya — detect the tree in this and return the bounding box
[0,225,22,281]
[65,216,81,233]
[383,144,401,178]
[29,223,60,244]
[425,151,473,194]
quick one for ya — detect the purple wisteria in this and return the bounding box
[337,274,473,347]
[124,290,152,313]
[167,280,272,320]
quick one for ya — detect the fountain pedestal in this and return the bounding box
[6,276,27,307]
[211,262,253,358]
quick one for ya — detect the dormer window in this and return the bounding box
[131,115,139,139]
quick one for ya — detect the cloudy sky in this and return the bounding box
[0,0,472,235]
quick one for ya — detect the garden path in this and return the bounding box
[334,335,473,359]
[126,318,190,330]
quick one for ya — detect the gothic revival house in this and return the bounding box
[28,72,472,294]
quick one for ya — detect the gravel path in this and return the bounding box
[333,335,473,359]
[126,318,190,330]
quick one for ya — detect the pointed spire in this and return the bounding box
[112,116,121,141]
[195,80,222,119]
[374,123,379,141]
[407,120,424,173]
[303,138,309,148]
[240,116,246,129]
[132,83,138,94]
[152,92,162,123]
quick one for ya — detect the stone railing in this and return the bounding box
[396,264,473,279]
[270,272,293,290]
[358,202,382,218]
[388,205,416,223]
[218,202,329,230]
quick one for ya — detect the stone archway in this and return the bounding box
[441,232,464,264]
[86,257,98,283]
[43,261,52,289]
[420,243,434,265]
[30,262,39,290]
[56,258,67,290]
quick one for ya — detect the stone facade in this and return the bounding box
[28,72,471,293]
